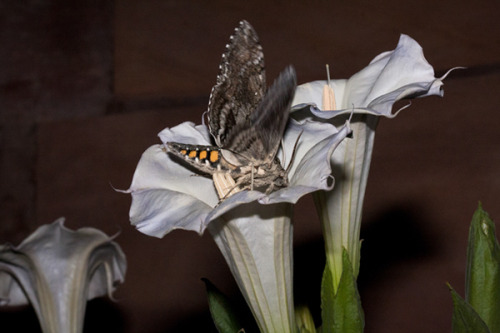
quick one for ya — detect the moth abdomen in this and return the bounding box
[166,142,221,173]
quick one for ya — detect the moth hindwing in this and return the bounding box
[167,20,297,195]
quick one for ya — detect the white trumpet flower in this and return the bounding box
[292,34,454,291]
[125,117,351,332]
[0,219,126,333]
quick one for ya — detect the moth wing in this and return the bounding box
[223,66,297,164]
[207,20,266,147]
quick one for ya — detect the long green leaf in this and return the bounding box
[466,204,500,332]
[203,278,245,333]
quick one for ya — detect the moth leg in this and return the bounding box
[231,173,254,192]
[265,183,274,195]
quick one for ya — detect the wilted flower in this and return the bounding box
[292,34,455,291]
[0,218,126,333]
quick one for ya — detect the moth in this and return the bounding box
[167,20,296,195]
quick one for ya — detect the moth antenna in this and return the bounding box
[201,110,209,126]
[286,130,303,174]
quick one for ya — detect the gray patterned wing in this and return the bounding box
[223,66,297,164]
[207,20,266,147]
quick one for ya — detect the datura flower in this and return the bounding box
[292,34,455,291]
[125,117,350,332]
[127,118,351,237]
[0,218,126,333]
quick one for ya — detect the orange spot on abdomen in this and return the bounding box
[210,150,219,163]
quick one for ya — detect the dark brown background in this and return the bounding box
[1,1,499,332]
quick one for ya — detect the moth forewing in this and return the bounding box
[251,66,297,162]
[207,20,266,147]
[167,20,297,197]
[222,66,297,165]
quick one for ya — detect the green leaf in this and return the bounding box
[321,249,364,333]
[203,278,245,333]
[449,285,491,333]
[466,204,500,332]
[321,263,335,333]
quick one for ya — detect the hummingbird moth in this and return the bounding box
[167,20,296,195]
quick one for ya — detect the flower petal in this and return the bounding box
[287,120,351,188]
[261,119,352,205]
[126,122,220,236]
[345,34,440,106]
[293,34,447,119]
[158,121,212,146]
[207,190,265,222]
[127,148,217,236]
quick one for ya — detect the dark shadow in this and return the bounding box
[357,203,437,293]
[0,298,126,333]
[84,298,126,333]
[293,202,438,328]
[165,288,259,333]
[0,305,41,332]
[293,240,326,327]
[159,309,217,333]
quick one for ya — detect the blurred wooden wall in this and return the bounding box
[1,1,500,332]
